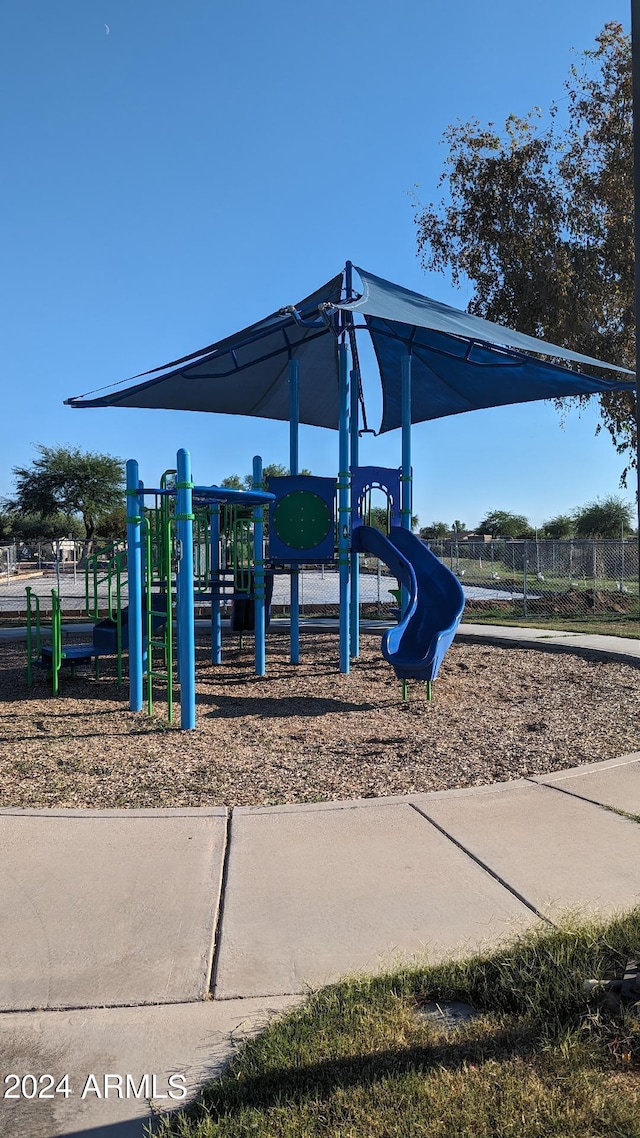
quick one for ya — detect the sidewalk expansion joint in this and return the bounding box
[0,996,217,1016]
[524,777,640,825]
[408,802,554,927]
[208,807,234,998]
[203,990,308,1003]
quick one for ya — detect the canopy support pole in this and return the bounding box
[632,0,640,596]
[349,368,360,658]
[338,342,350,673]
[344,260,360,659]
[401,355,412,615]
[289,359,300,664]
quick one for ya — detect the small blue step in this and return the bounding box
[41,644,94,668]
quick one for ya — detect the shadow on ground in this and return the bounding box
[202,694,377,718]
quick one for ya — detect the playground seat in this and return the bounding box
[41,643,94,669]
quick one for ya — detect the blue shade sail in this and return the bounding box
[66,265,635,434]
[65,275,344,431]
[335,268,635,434]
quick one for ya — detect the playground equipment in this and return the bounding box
[351,526,465,701]
[25,453,275,726]
[26,431,464,727]
[120,434,464,727]
[61,261,636,728]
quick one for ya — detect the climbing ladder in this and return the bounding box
[85,540,127,683]
[142,488,175,723]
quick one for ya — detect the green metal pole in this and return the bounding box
[165,511,174,724]
[51,590,61,696]
[116,556,123,686]
[26,587,33,687]
[145,520,153,717]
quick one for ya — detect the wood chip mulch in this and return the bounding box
[1,631,638,809]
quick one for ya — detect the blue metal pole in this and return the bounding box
[349,366,360,658]
[289,358,300,665]
[176,448,196,730]
[632,1,640,588]
[401,354,412,615]
[253,454,266,676]
[210,505,221,664]
[126,459,143,712]
[338,342,350,673]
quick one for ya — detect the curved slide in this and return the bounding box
[352,525,465,682]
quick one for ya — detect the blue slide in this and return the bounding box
[352,526,465,682]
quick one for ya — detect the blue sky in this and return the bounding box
[0,0,633,530]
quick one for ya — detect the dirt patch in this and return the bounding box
[1,631,638,809]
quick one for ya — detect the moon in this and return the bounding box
[104,23,110,35]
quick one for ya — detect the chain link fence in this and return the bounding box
[0,540,88,616]
[426,538,639,622]
[268,539,640,623]
[1,537,638,623]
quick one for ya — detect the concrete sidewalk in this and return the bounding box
[1,753,639,1137]
[2,622,640,1136]
[457,621,640,667]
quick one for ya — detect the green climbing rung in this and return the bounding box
[142,512,175,724]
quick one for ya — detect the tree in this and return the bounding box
[221,464,312,492]
[478,510,533,538]
[573,495,633,537]
[9,512,84,543]
[368,506,418,534]
[9,445,124,558]
[542,513,575,539]
[96,507,127,544]
[220,474,244,490]
[243,463,312,491]
[413,22,635,477]
[420,521,449,540]
[452,520,467,534]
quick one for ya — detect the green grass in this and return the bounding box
[604,805,640,825]
[465,614,640,638]
[152,911,640,1138]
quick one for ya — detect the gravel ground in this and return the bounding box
[1,631,639,809]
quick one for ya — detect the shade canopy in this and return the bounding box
[65,275,343,430]
[66,264,635,432]
[335,268,635,433]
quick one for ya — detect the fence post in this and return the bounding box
[592,539,597,615]
[523,541,528,619]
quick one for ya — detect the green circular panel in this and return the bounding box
[273,491,331,550]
